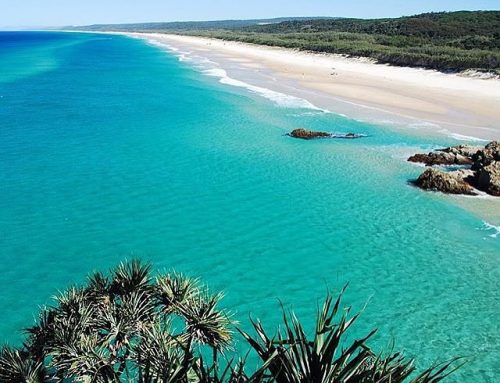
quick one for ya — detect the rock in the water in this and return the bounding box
[408,151,472,166]
[486,141,500,153]
[289,128,331,140]
[340,132,366,139]
[415,168,476,195]
[472,141,500,171]
[437,144,481,158]
[449,168,475,181]
[476,161,500,196]
[410,141,500,197]
[288,129,366,140]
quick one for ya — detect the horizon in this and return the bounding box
[0,0,499,29]
[0,1,499,381]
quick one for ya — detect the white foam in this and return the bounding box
[145,39,326,111]
[448,133,490,143]
[178,53,193,62]
[436,128,490,143]
[481,221,500,238]
[145,39,194,62]
[203,68,325,111]
[144,38,173,50]
[288,111,330,117]
[409,121,442,130]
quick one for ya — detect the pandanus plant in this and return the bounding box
[240,286,461,383]
[0,261,460,383]
[0,260,233,382]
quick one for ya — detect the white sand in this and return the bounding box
[124,32,500,224]
[133,33,500,141]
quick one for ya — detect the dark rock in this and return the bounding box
[287,129,366,140]
[437,144,481,158]
[415,168,476,195]
[471,141,500,171]
[410,141,500,197]
[476,161,500,196]
[341,132,366,139]
[408,151,472,166]
[486,141,500,153]
[288,128,331,140]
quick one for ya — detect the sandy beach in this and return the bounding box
[132,33,500,141]
[126,32,500,225]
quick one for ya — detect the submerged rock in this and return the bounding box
[415,168,476,195]
[340,132,367,139]
[288,128,366,140]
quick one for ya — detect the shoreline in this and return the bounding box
[130,32,500,142]
[124,32,500,225]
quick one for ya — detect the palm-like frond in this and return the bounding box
[135,321,187,382]
[51,299,98,347]
[85,271,112,303]
[110,260,153,297]
[155,272,200,313]
[0,346,45,383]
[100,290,156,348]
[241,289,458,383]
[50,334,116,382]
[24,309,56,361]
[2,262,459,383]
[177,292,234,350]
[193,353,274,383]
[410,358,466,383]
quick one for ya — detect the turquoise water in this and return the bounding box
[0,32,498,381]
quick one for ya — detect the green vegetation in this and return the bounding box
[0,261,461,382]
[69,11,500,73]
[179,12,500,73]
[62,17,334,32]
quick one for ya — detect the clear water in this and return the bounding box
[0,32,498,382]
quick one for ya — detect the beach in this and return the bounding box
[1,31,499,382]
[124,32,500,225]
[133,33,500,141]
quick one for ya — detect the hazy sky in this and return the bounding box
[1,0,499,27]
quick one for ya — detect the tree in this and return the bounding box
[0,261,460,382]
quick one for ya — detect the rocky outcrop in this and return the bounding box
[289,128,331,140]
[410,141,499,197]
[415,168,476,195]
[471,141,500,171]
[476,161,500,196]
[437,144,482,158]
[408,151,472,166]
[288,129,366,140]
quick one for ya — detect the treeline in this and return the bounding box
[183,29,500,73]
[243,11,500,41]
[182,11,500,73]
[63,17,333,32]
[68,11,500,72]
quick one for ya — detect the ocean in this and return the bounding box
[0,31,498,381]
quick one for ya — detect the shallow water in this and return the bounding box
[0,32,498,381]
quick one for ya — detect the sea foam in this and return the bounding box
[481,221,500,238]
[146,39,326,111]
[203,68,325,111]
[435,128,490,143]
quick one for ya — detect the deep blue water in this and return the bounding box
[0,32,499,381]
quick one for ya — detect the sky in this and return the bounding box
[1,0,499,27]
